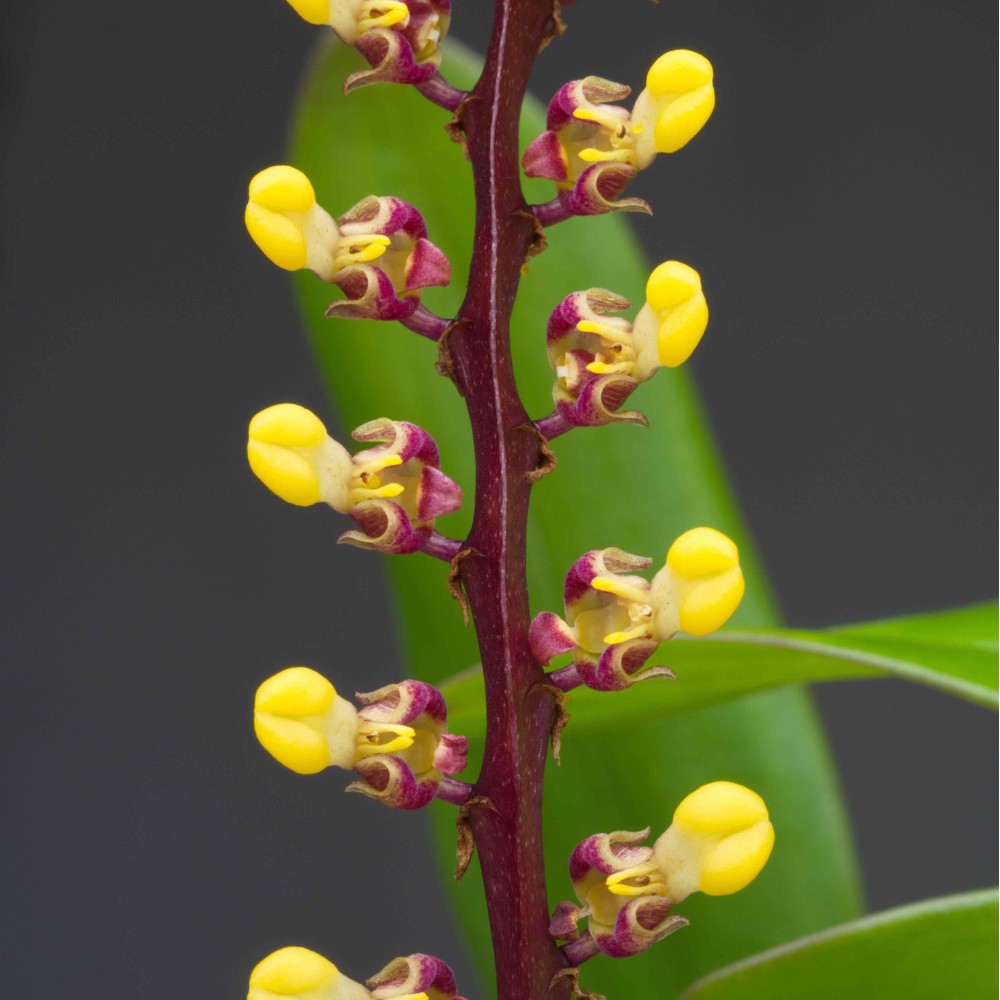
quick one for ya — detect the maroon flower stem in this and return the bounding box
[415,72,468,112]
[444,1,572,998]
[400,303,451,340]
[534,410,575,441]
[436,776,475,806]
[532,198,575,226]
[423,530,464,561]
[563,933,600,967]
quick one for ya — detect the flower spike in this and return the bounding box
[543,261,709,430]
[253,667,468,809]
[247,404,462,555]
[282,0,451,92]
[249,946,468,1000]
[525,50,716,221]
[245,168,450,322]
[530,528,744,691]
[552,782,774,959]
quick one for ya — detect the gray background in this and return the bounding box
[1,1,995,997]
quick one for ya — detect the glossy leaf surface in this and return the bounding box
[290,39,861,998]
[683,890,999,999]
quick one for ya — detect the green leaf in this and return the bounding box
[682,889,999,999]
[442,602,999,735]
[290,39,862,999]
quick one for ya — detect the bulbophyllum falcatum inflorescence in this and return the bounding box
[240,2,773,998]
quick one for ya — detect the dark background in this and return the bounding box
[1,1,995,997]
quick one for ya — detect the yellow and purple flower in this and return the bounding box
[253,667,469,810]
[530,528,744,691]
[246,404,462,555]
[245,166,450,322]
[551,782,774,959]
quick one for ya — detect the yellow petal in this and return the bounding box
[254,666,336,717]
[254,712,329,775]
[246,439,321,506]
[244,202,307,272]
[249,403,328,448]
[248,165,316,213]
[646,49,714,99]
[673,780,769,836]
[654,85,716,155]
[678,567,745,636]
[699,819,775,896]
[249,945,339,995]
[666,527,739,579]
[645,260,701,313]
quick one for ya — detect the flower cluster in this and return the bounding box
[283,0,451,91]
[530,527,745,691]
[239,4,776,994]
[552,782,774,958]
[247,403,462,554]
[525,50,715,217]
[249,945,468,1000]
[546,260,709,427]
[254,667,468,809]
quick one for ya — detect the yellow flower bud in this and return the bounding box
[631,50,715,168]
[244,166,341,280]
[248,945,371,1000]
[631,260,709,371]
[253,667,360,775]
[247,404,354,510]
[652,781,774,901]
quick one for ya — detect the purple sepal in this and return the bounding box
[348,27,438,93]
[328,264,420,321]
[417,464,464,521]
[593,900,688,958]
[554,373,646,428]
[563,547,652,616]
[575,639,673,692]
[546,288,632,348]
[544,76,632,132]
[349,755,436,809]
[569,828,653,884]
[529,611,578,666]
[558,162,651,217]
[352,416,439,466]
[367,952,466,1000]
[522,130,568,182]
[357,678,448,727]
[340,499,429,554]
[405,237,451,291]
[433,732,469,775]
[550,899,586,939]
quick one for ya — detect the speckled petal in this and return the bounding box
[339,498,430,554]
[592,898,688,958]
[367,952,465,999]
[549,899,586,939]
[578,639,671,691]
[328,263,420,321]
[554,372,645,427]
[348,28,440,92]
[522,129,568,181]
[356,679,447,726]
[563,547,652,617]
[529,611,579,665]
[560,163,651,217]
[349,754,437,809]
[416,464,463,521]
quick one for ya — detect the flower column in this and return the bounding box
[443,1,571,998]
